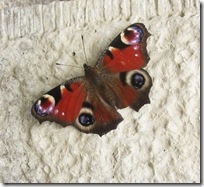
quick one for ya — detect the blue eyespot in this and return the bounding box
[34,95,55,117]
[79,113,95,126]
[131,73,145,89]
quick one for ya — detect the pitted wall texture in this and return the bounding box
[0,0,200,183]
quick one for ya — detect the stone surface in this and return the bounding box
[0,0,200,183]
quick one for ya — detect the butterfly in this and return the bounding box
[31,23,152,136]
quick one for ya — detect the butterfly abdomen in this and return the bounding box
[83,64,116,107]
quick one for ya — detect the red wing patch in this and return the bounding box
[31,78,86,126]
[97,23,150,73]
[102,44,145,72]
[51,83,85,122]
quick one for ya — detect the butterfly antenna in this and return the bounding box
[56,63,82,69]
[81,35,88,64]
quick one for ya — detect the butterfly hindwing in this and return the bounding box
[96,23,150,73]
[97,68,152,112]
[117,69,152,111]
[75,98,123,136]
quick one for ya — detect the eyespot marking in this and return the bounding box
[34,94,55,117]
[120,69,151,91]
[121,25,143,45]
[131,73,145,89]
[78,113,95,126]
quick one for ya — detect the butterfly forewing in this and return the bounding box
[96,23,151,73]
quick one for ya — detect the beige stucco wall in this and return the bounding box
[0,0,200,183]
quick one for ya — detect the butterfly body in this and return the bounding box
[83,64,120,108]
[31,23,152,136]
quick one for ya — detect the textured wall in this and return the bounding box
[0,0,200,183]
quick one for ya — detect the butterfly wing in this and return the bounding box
[106,69,152,111]
[96,23,151,72]
[75,96,123,136]
[31,77,86,126]
[31,77,123,136]
[96,23,152,112]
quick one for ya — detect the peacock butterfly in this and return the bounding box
[31,23,152,136]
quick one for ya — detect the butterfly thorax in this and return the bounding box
[83,64,105,87]
[83,63,116,105]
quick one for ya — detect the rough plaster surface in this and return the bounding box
[0,0,200,183]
